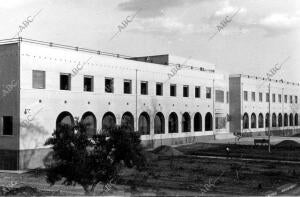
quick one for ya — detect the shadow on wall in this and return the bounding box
[139,96,161,147]
[19,121,50,169]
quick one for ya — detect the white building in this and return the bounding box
[229,74,300,136]
[0,38,229,170]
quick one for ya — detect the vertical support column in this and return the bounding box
[135,69,138,131]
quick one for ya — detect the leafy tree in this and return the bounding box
[44,121,146,195]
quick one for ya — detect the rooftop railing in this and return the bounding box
[0,37,132,59]
[0,37,215,73]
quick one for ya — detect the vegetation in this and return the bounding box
[44,122,145,194]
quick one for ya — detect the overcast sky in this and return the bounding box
[1,0,299,83]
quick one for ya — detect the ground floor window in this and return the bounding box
[215,116,226,129]
[205,113,213,131]
[102,112,116,130]
[168,112,178,133]
[2,116,13,135]
[138,112,150,135]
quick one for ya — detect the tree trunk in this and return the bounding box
[236,170,239,181]
[83,185,94,196]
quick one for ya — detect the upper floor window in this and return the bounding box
[32,70,45,89]
[195,86,201,98]
[156,83,163,96]
[206,87,212,99]
[2,116,13,136]
[290,95,293,103]
[259,92,263,102]
[170,84,176,97]
[215,90,224,103]
[266,93,270,102]
[284,95,288,103]
[124,79,132,94]
[272,94,276,103]
[278,94,282,103]
[60,73,71,90]
[141,81,148,95]
[251,92,255,102]
[84,76,94,92]
[244,91,248,101]
[296,96,298,104]
[183,85,189,97]
[105,78,114,93]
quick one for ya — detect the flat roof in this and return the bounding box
[0,37,217,74]
[229,74,300,86]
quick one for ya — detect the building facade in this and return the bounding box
[0,38,230,170]
[229,74,300,136]
[0,38,299,170]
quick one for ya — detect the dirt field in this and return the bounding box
[1,143,300,196]
[176,141,300,161]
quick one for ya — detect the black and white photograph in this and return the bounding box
[0,0,300,196]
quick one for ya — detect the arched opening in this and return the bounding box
[278,113,283,127]
[121,112,134,131]
[81,112,97,137]
[272,113,277,127]
[138,112,150,135]
[154,112,165,134]
[290,113,294,126]
[194,113,202,132]
[284,113,288,126]
[295,114,299,126]
[205,112,213,131]
[251,113,256,128]
[102,112,116,130]
[56,111,74,129]
[243,113,249,129]
[182,112,191,132]
[258,113,264,128]
[168,112,178,133]
[265,113,270,128]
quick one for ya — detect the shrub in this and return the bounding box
[44,122,145,194]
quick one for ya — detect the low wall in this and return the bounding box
[0,135,214,170]
[239,128,300,138]
[141,135,215,149]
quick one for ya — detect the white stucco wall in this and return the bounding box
[18,42,229,150]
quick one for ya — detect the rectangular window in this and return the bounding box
[156,83,163,96]
[266,93,270,102]
[124,79,132,94]
[284,95,287,103]
[206,87,212,99]
[290,95,293,103]
[251,92,255,102]
[195,86,200,98]
[215,117,226,129]
[84,76,93,92]
[2,116,13,135]
[259,92,263,102]
[141,81,148,95]
[244,91,248,101]
[170,84,176,97]
[272,94,276,103]
[296,96,298,104]
[60,73,71,90]
[215,90,224,103]
[105,78,114,93]
[32,70,45,89]
[183,85,189,97]
[278,94,282,103]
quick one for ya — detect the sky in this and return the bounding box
[0,0,299,83]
